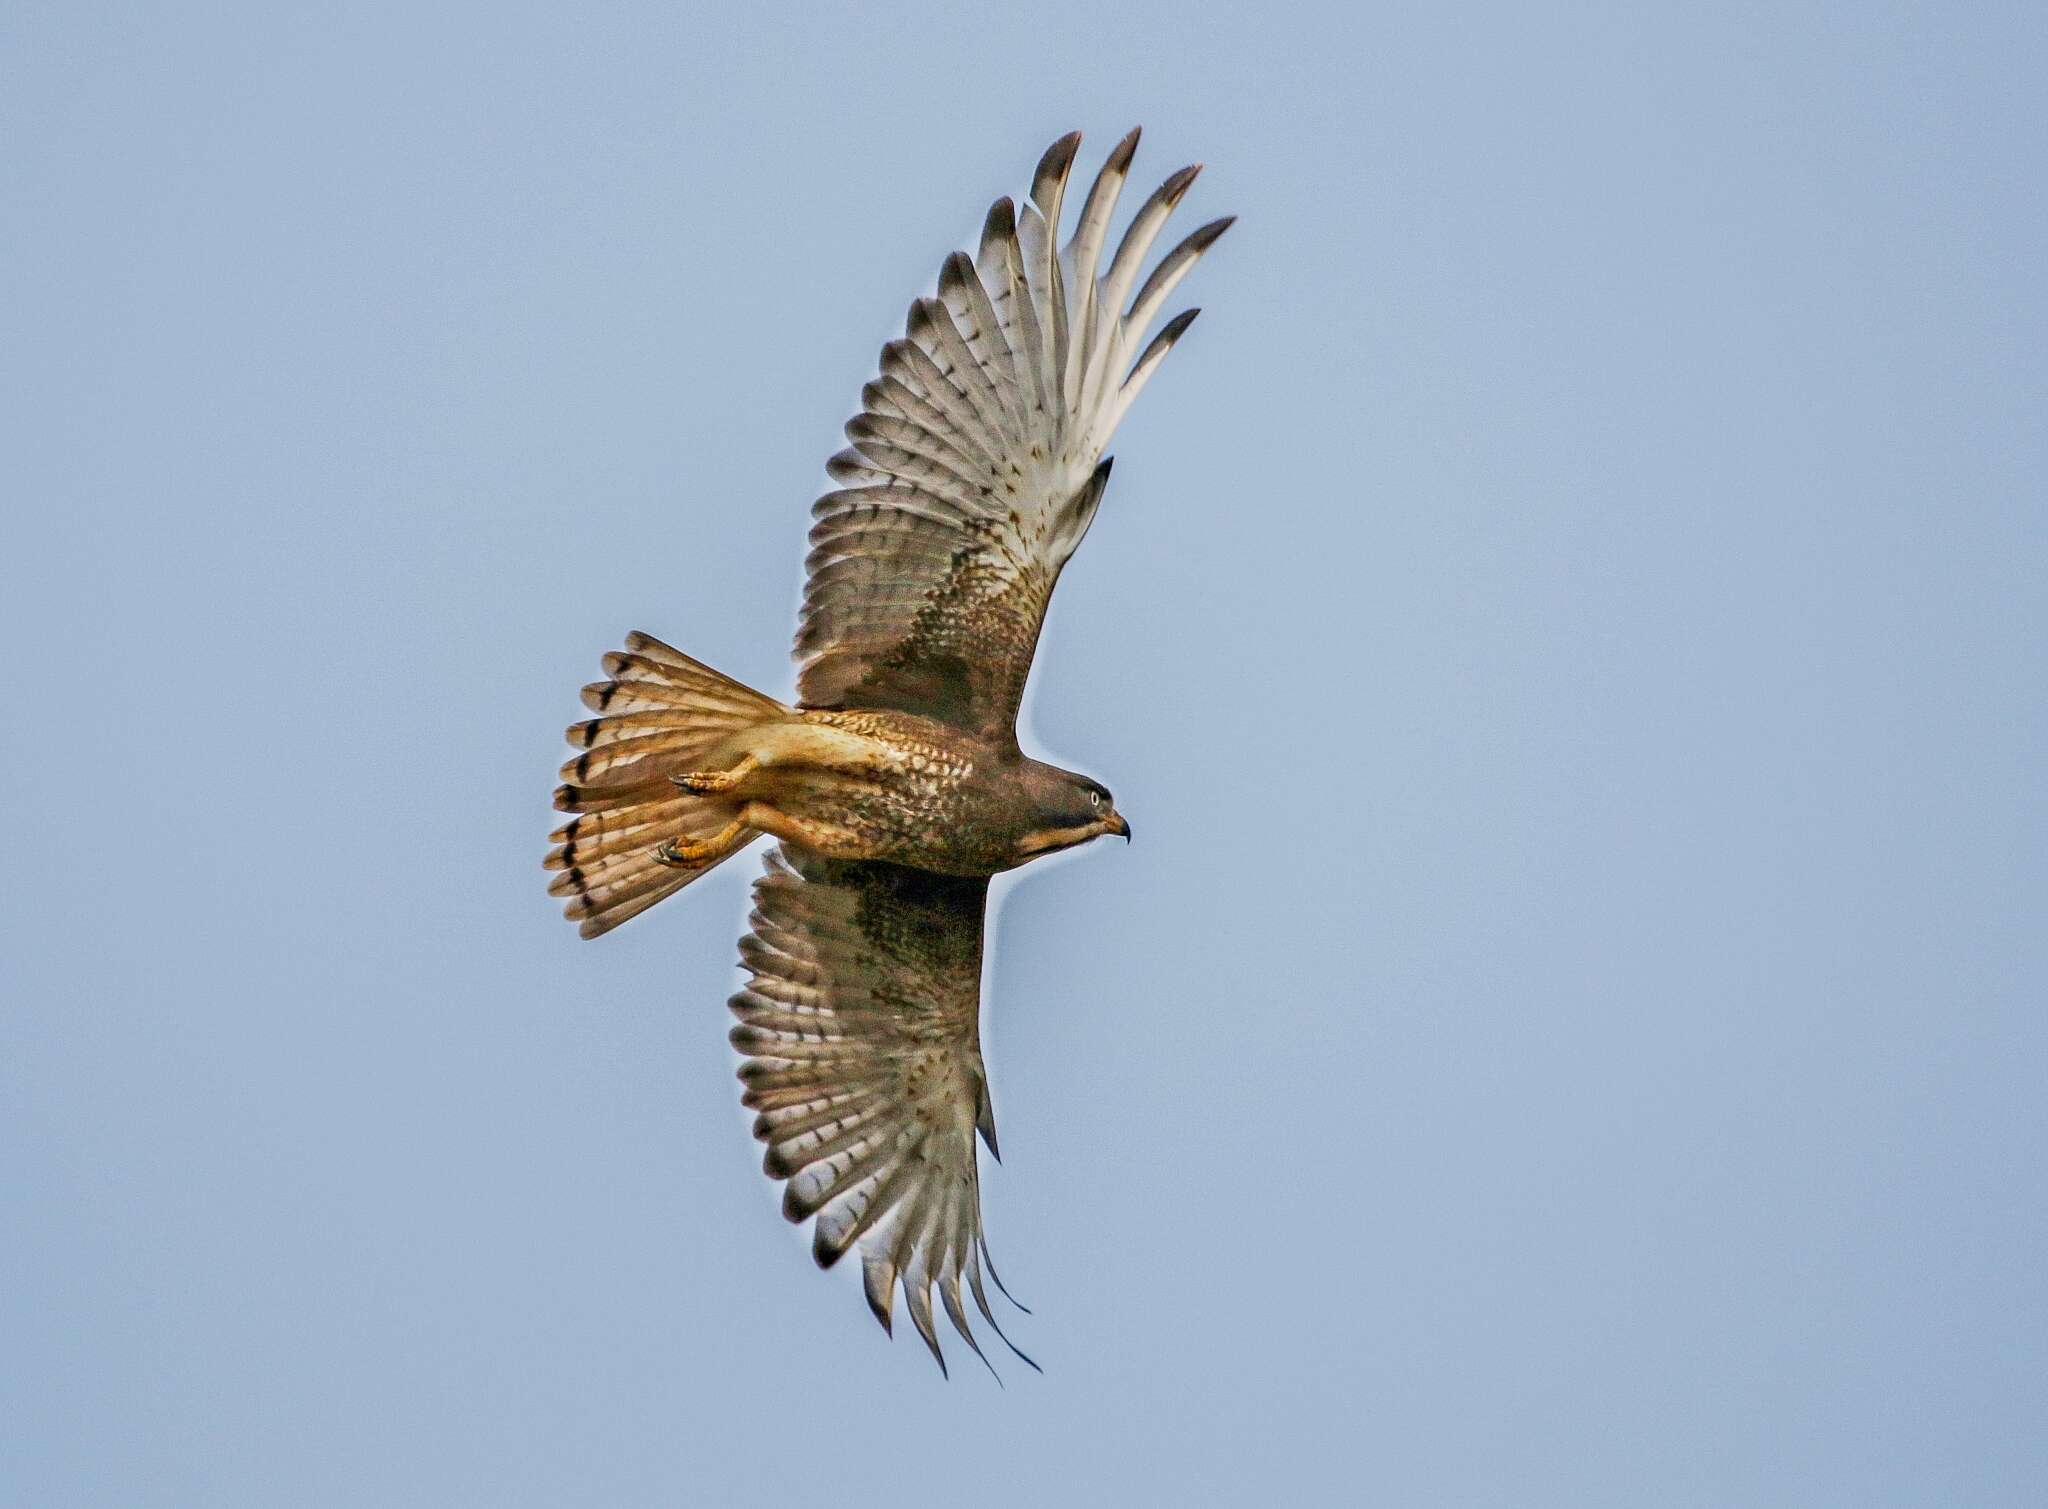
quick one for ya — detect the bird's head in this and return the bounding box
[1013,764,1130,863]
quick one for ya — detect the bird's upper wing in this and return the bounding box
[732,845,1029,1374]
[796,128,1231,736]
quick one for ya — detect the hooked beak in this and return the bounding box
[1107,811,1131,842]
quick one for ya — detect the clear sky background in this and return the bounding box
[4,4,2044,1505]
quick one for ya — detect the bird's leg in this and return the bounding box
[670,753,759,796]
[653,816,749,869]
[735,802,868,860]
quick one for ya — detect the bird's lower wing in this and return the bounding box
[732,845,1029,1374]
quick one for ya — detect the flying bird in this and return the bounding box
[545,128,1230,1373]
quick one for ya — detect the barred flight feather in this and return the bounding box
[731,845,1039,1375]
[796,127,1230,734]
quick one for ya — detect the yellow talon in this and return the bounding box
[653,816,749,869]
[654,836,713,868]
[671,753,758,795]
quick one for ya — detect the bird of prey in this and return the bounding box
[545,129,1230,1372]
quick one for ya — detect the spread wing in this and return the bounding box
[731,845,1031,1375]
[796,127,1232,736]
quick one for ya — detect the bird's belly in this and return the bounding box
[778,768,990,869]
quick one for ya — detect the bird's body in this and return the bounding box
[717,709,998,874]
[671,705,1117,877]
[545,127,1228,1372]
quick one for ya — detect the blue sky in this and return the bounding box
[4,4,2044,1505]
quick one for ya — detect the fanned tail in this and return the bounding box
[546,631,791,938]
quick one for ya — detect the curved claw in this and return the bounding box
[670,754,756,796]
[653,815,748,870]
[654,837,713,869]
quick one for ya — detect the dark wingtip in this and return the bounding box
[976,1083,1001,1161]
[1161,163,1203,206]
[1037,130,1082,179]
[779,1183,807,1224]
[983,195,1016,235]
[981,1238,1031,1315]
[985,1310,1041,1374]
[1032,132,1082,217]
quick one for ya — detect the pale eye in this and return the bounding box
[1089,791,1103,810]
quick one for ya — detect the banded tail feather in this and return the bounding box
[548,631,790,938]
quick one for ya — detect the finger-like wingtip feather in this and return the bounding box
[975,1091,1000,1161]
[863,1254,896,1337]
[1138,306,1200,361]
[980,1234,1031,1315]
[1031,131,1082,212]
[1112,307,1202,428]
[939,1271,1001,1385]
[967,1259,1042,1373]
[979,195,1017,257]
[904,1276,948,1377]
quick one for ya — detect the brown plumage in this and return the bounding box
[545,127,1230,1373]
